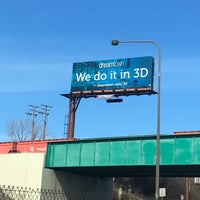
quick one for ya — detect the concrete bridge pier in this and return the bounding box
[42,168,113,199]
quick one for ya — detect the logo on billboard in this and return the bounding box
[70,56,154,97]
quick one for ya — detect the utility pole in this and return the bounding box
[26,105,39,140]
[39,104,52,140]
[186,177,190,200]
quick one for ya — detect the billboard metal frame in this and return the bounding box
[62,88,157,99]
[62,47,159,148]
[62,56,157,140]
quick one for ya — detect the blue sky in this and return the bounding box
[1,0,200,141]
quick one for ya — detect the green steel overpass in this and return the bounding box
[45,134,200,177]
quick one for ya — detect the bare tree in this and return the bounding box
[7,119,42,142]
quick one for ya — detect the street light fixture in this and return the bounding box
[111,39,161,200]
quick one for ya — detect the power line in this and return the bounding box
[39,104,52,140]
[26,105,39,140]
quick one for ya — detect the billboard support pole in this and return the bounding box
[111,39,161,200]
[67,97,81,140]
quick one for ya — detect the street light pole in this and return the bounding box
[111,39,161,200]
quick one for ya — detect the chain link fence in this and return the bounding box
[0,185,112,200]
[0,185,183,200]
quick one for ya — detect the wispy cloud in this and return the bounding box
[162,58,200,91]
[0,61,72,93]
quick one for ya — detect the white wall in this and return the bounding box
[0,153,113,199]
[0,153,45,189]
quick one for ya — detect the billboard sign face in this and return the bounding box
[71,56,154,97]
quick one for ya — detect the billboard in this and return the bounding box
[70,56,154,97]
